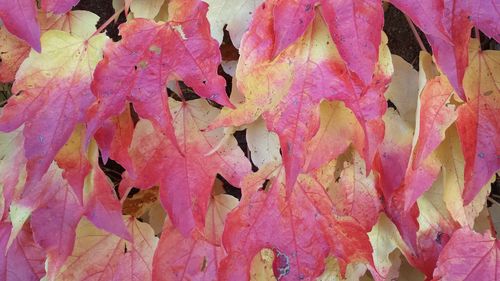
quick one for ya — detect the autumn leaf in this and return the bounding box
[320,0,384,85]
[41,0,80,14]
[213,3,392,191]
[152,218,225,281]
[205,0,262,47]
[220,163,373,280]
[129,0,164,19]
[87,0,231,150]
[438,125,492,228]
[0,222,46,280]
[456,40,500,204]
[0,0,40,51]
[0,30,107,193]
[321,151,382,231]
[433,228,500,281]
[55,216,158,281]
[0,10,100,83]
[121,98,250,236]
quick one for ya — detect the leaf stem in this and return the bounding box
[405,15,426,52]
[90,7,125,38]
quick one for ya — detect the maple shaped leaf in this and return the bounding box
[0,30,107,194]
[41,0,80,14]
[0,222,46,281]
[121,98,251,236]
[433,228,500,281]
[220,163,373,280]
[205,0,263,47]
[88,0,231,148]
[0,10,100,83]
[55,216,158,281]
[456,40,500,204]
[212,4,392,191]
[391,0,498,100]
[0,0,40,51]
[269,0,384,84]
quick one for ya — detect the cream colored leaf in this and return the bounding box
[205,0,263,47]
[130,0,165,19]
[384,55,419,128]
[246,117,281,168]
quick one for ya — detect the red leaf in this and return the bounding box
[320,0,383,84]
[152,219,225,281]
[0,223,46,281]
[41,0,80,14]
[433,228,500,281]
[88,0,231,146]
[84,145,131,241]
[0,0,41,51]
[469,0,500,42]
[411,78,457,169]
[23,165,84,278]
[121,98,250,236]
[0,31,107,191]
[220,163,373,280]
[271,0,315,57]
[212,4,391,191]
[457,43,500,204]
[324,152,382,231]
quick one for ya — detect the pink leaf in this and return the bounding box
[433,228,500,281]
[152,219,225,281]
[41,0,80,14]
[0,223,46,281]
[0,0,41,51]
[320,0,383,84]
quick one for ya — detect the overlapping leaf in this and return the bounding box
[121,98,250,236]
[0,0,40,51]
[87,0,231,149]
[456,40,500,204]
[433,228,500,281]
[0,30,107,193]
[220,162,374,280]
[213,2,392,191]
[55,216,158,281]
